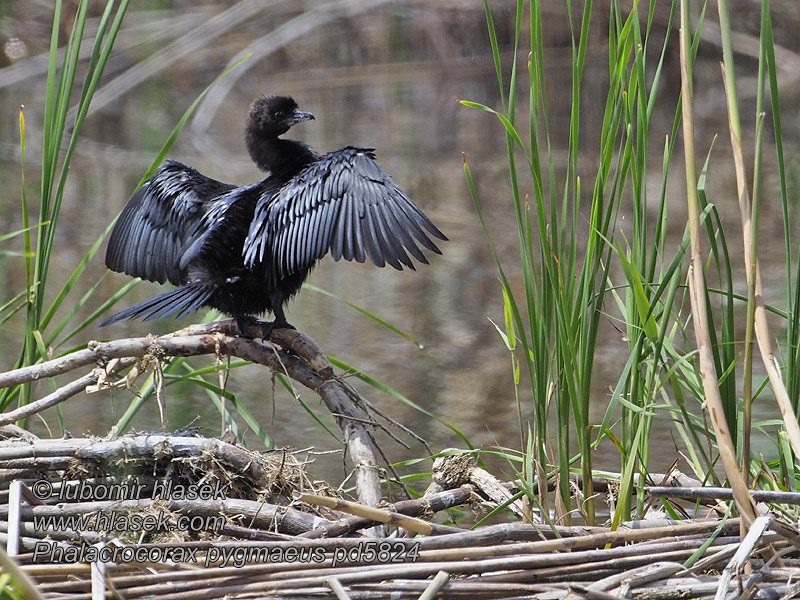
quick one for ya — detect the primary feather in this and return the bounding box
[243,147,445,280]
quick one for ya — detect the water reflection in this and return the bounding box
[0,2,797,485]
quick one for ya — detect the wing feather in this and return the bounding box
[333,192,351,261]
[287,214,300,277]
[362,206,384,267]
[105,160,236,286]
[243,146,447,277]
[390,189,444,250]
[376,202,413,269]
[345,192,365,263]
[379,199,427,265]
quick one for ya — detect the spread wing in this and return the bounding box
[105,160,237,285]
[243,147,447,278]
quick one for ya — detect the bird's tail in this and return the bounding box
[99,284,214,327]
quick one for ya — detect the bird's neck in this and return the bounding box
[247,136,317,177]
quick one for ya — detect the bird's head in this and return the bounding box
[246,95,315,137]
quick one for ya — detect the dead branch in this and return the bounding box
[0,435,276,482]
[300,484,478,538]
[297,492,459,536]
[0,323,387,511]
[0,358,137,427]
[646,485,800,506]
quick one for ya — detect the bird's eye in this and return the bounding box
[272,110,283,119]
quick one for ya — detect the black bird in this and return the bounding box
[101,95,447,335]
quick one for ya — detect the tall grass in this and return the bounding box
[464,0,796,527]
[2,0,131,416]
[1,2,265,447]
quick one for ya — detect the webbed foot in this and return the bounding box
[234,315,261,339]
[259,319,296,339]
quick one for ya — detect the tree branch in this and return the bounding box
[0,322,384,512]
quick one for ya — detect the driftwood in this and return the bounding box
[426,450,531,521]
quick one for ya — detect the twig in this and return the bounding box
[418,570,450,600]
[646,486,800,506]
[0,357,135,426]
[300,484,476,538]
[0,348,106,389]
[297,493,459,535]
[325,576,352,600]
[338,378,427,451]
[715,515,773,600]
[0,324,386,513]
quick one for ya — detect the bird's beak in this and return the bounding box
[290,109,315,125]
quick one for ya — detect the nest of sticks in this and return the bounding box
[3,321,800,599]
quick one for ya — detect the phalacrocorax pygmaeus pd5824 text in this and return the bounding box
[101,95,447,335]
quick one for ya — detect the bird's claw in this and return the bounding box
[258,319,296,340]
[234,315,296,340]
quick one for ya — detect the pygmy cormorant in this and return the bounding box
[101,95,447,335]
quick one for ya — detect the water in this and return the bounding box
[0,2,797,486]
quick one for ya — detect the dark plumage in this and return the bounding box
[101,95,447,335]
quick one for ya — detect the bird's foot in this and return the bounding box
[233,315,296,340]
[258,319,296,340]
[234,315,263,339]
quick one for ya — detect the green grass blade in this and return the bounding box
[328,356,472,448]
[273,373,342,444]
[302,283,422,348]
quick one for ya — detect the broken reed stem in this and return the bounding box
[678,0,758,529]
[300,485,479,538]
[297,493,458,535]
[716,12,800,466]
[647,486,800,506]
